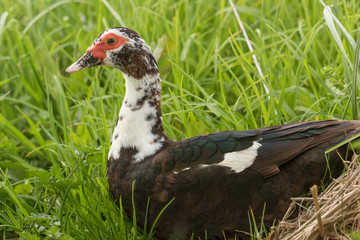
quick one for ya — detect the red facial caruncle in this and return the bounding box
[87,33,128,59]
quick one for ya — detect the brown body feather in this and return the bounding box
[107,120,360,239]
[66,27,360,240]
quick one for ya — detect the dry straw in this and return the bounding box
[269,154,360,240]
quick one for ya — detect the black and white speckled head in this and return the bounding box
[66,27,158,79]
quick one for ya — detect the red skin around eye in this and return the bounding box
[86,33,128,59]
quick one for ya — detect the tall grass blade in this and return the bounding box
[352,31,360,120]
[148,198,175,238]
[23,0,74,34]
[131,181,137,240]
[320,0,356,50]
[323,5,351,66]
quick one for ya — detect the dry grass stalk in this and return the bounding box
[270,154,360,240]
[311,185,325,238]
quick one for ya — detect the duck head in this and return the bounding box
[66,27,159,79]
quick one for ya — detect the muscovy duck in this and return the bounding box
[66,27,360,240]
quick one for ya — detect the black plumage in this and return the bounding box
[66,27,360,240]
[107,120,359,239]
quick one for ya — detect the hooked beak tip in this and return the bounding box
[65,51,103,76]
[65,62,82,75]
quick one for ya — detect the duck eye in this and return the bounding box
[106,38,116,45]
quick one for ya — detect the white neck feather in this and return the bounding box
[108,73,165,162]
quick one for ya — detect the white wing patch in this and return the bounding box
[173,167,190,174]
[217,141,262,173]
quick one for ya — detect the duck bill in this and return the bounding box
[65,51,103,74]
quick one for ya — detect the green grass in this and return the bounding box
[0,0,359,239]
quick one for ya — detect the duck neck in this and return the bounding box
[108,73,167,162]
